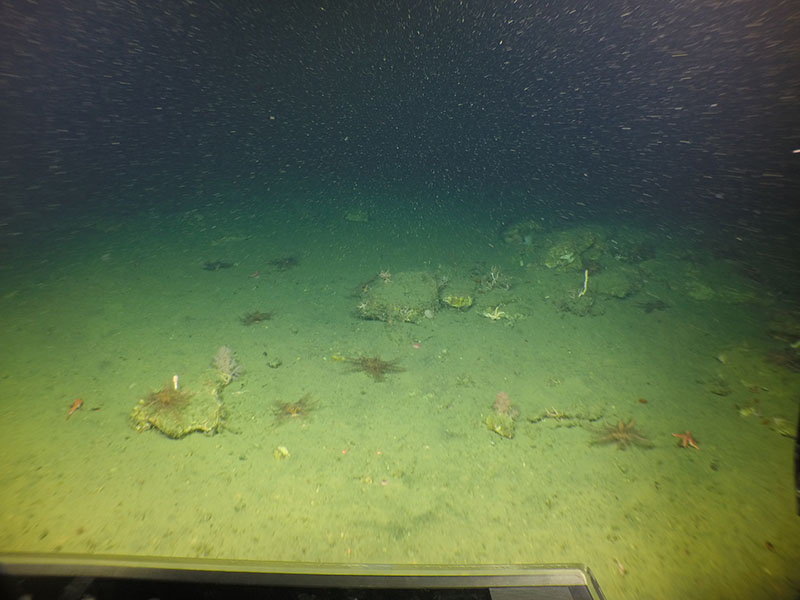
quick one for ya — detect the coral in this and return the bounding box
[484,266,511,290]
[590,419,653,450]
[345,356,404,382]
[213,346,241,386]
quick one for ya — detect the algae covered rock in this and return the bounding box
[441,294,473,310]
[485,412,516,438]
[344,209,369,223]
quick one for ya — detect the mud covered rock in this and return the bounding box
[131,383,224,439]
[501,219,544,246]
[356,270,440,323]
[542,228,605,271]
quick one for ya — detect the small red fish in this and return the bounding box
[67,398,83,420]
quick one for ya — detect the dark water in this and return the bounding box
[3,2,798,225]
[1,3,799,599]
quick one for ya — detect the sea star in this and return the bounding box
[671,430,699,449]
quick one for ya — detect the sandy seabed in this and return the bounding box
[1,200,798,600]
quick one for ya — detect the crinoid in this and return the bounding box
[130,383,195,437]
[272,393,317,424]
[144,382,192,421]
[345,356,404,382]
[240,310,273,326]
[590,418,653,450]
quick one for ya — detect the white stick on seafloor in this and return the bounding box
[172,374,179,390]
[578,269,588,297]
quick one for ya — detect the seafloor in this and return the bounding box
[1,194,798,600]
